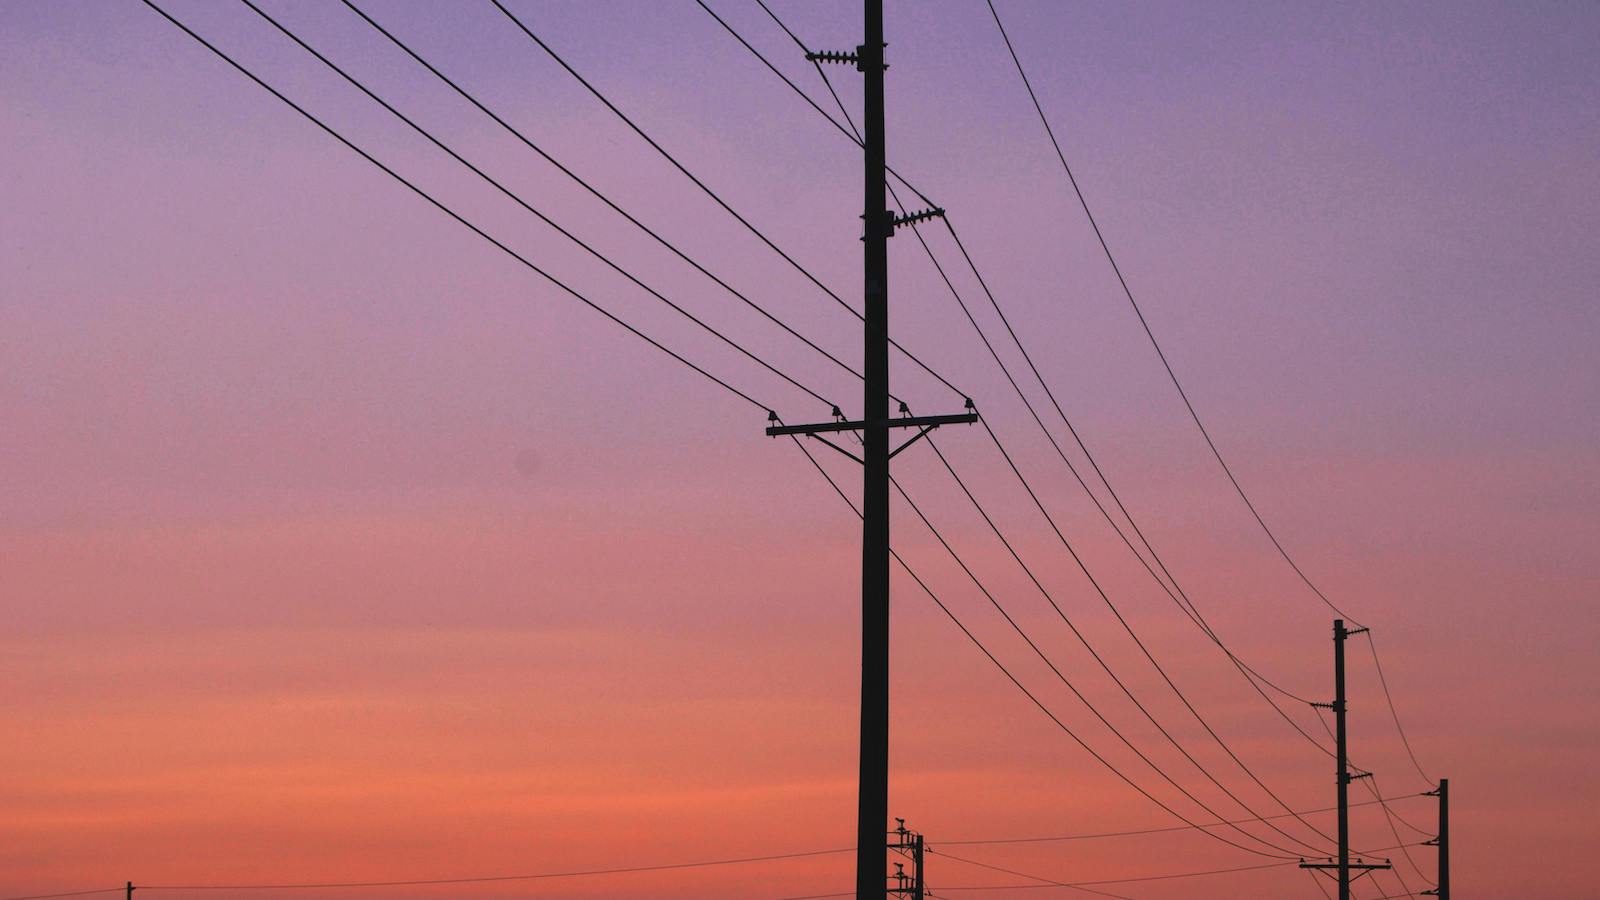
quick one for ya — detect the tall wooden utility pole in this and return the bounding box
[767,4,972,897]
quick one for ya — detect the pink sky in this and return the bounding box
[3,2,1597,898]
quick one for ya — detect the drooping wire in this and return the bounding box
[241,0,836,413]
[489,0,969,403]
[0,883,124,890]
[709,0,1343,768]
[1364,630,1436,786]
[336,0,872,406]
[939,793,1429,846]
[889,469,1306,860]
[784,436,1303,861]
[982,0,1359,626]
[141,847,850,891]
[931,847,1294,890]
[733,0,1347,834]
[137,0,775,418]
[920,427,1330,856]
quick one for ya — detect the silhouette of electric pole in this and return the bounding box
[1300,619,1390,899]
[1422,778,1449,899]
[765,3,972,898]
[125,881,135,900]
[889,818,925,900]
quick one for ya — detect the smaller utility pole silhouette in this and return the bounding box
[888,818,925,900]
[1300,619,1390,899]
[125,882,135,900]
[1422,778,1450,899]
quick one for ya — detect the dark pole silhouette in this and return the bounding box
[1336,618,1351,897]
[126,882,135,900]
[1301,620,1388,897]
[1424,778,1450,899]
[857,2,890,898]
[766,6,970,897]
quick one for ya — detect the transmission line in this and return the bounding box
[1364,631,1437,786]
[488,0,968,402]
[939,794,1428,847]
[1,883,123,890]
[705,0,1350,772]
[931,847,1294,890]
[786,436,1305,861]
[982,0,1357,626]
[139,847,851,891]
[920,428,1331,855]
[335,0,873,407]
[240,0,836,414]
[140,0,779,419]
[719,0,1351,851]
[888,468,1307,860]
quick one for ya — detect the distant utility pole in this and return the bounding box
[889,818,925,900]
[765,3,972,899]
[1300,619,1390,900]
[1423,778,1450,899]
[126,881,135,900]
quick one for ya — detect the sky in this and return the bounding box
[2,1,1597,898]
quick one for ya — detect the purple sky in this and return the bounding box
[3,2,1597,898]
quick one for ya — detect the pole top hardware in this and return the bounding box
[891,207,945,231]
[805,43,887,72]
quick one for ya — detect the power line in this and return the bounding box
[335,0,872,406]
[733,0,1338,851]
[920,428,1330,856]
[140,847,851,891]
[240,0,836,413]
[0,883,124,890]
[888,465,1304,861]
[982,0,1358,626]
[939,793,1429,846]
[1364,631,1436,786]
[489,0,968,402]
[785,433,1301,861]
[139,0,775,418]
[930,847,1293,889]
[711,0,1345,770]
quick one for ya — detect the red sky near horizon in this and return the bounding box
[3,2,1596,899]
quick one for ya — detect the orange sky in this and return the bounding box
[4,2,1597,899]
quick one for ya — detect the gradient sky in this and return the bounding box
[3,1,1597,898]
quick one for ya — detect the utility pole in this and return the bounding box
[890,818,925,900]
[1301,619,1390,899]
[768,4,972,899]
[126,882,135,900]
[1423,778,1450,899]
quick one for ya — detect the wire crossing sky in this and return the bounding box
[3,2,1596,899]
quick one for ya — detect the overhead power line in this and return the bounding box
[705,0,1348,771]
[335,0,873,406]
[713,0,1353,851]
[488,0,969,402]
[939,792,1429,846]
[931,847,1293,890]
[786,433,1300,862]
[140,846,850,891]
[982,0,1358,625]
[1,883,123,890]
[240,0,836,412]
[920,429,1330,856]
[139,0,777,417]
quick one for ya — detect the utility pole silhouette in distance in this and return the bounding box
[1300,619,1391,899]
[1423,777,1449,899]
